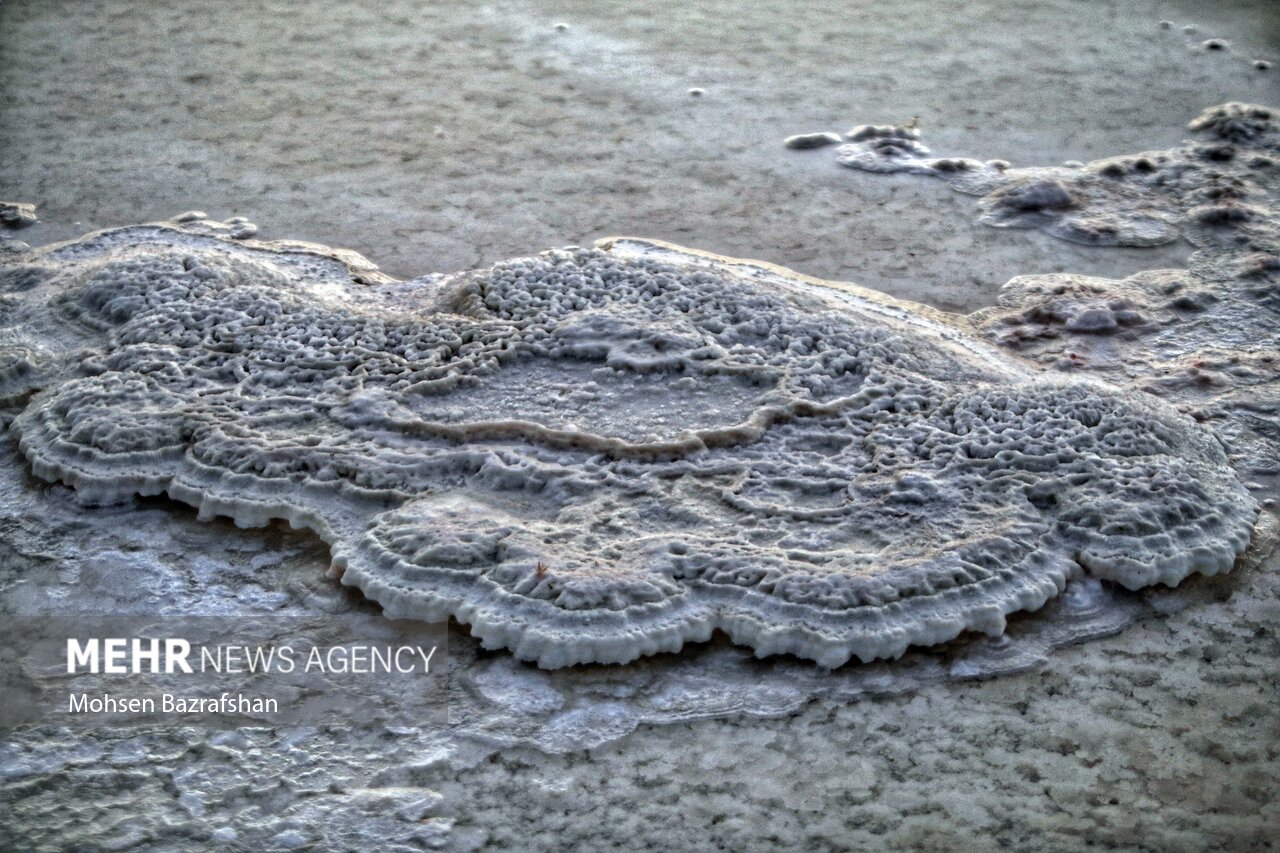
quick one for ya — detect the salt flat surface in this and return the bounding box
[1,1,1279,850]
[2,0,1276,309]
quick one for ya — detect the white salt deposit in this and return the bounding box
[1,96,1277,851]
[0,212,1259,668]
[783,132,843,150]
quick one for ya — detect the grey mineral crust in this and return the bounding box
[783,132,843,150]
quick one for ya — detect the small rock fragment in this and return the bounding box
[784,132,843,150]
[993,179,1077,212]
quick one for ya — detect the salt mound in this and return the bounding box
[0,221,1258,667]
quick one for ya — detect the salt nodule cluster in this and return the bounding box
[0,213,1259,668]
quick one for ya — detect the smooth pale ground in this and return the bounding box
[1,0,1279,850]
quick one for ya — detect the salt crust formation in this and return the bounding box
[0,209,1259,667]
[801,103,1280,484]
[833,103,1280,249]
[971,251,1280,481]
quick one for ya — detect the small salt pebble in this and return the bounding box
[553,22,569,31]
[173,210,207,223]
[784,132,842,150]
[1202,38,1228,51]
[987,159,1011,171]
[270,829,310,850]
[1064,160,1084,168]
[687,88,704,97]
[0,201,38,228]
[1182,25,1197,34]
[1158,20,1172,29]
[1255,60,1272,71]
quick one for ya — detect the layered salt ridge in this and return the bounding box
[0,220,1259,667]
